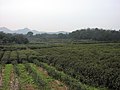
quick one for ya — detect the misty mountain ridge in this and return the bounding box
[0,27,69,34]
[0,27,13,33]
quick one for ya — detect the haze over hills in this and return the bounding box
[0,27,13,33]
[0,27,69,34]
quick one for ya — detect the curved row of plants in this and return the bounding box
[24,62,50,90]
[0,49,103,90]
[0,43,119,90]
[0,44,62,51]
[0,51,5,61]
[0,49,37,64]
[13,62,38,90]
[35,43,120,90]
[33,59,86,90]
[0,51,11,64]
[2,64,13,90]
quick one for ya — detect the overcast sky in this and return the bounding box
[0,0,120,32]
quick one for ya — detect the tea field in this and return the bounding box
[0,43,120,90]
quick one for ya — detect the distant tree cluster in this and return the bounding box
[69,28,120,41]
[1,28,120,44]
[0,32,29,44]
[28,28,120,42]
[33,33,67,39]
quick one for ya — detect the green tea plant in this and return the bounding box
[24,63,48,90]
[2,64,13,90]
[0,51,5,61]
[1,51,11,64]
[17,64,38,90]
[18,50,27,63]
[0,43,119,90]
[33,59,86,90]
[10,51,18,63]
[36,43,120,90]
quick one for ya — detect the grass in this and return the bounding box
[30,63,54,82]
[2,64,13,90]
[17,64,38,90]
[29,63,53,90]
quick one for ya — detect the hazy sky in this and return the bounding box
[0,0,120,32]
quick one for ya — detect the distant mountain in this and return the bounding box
[14,28,44,34]
[0,27,13,33]
[45,31,69,34]
[32,30,44,34]
[14,28,31,34]
[55,31,69,34]
[0,27,69,34]
[0,27,39,34]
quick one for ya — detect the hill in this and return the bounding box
[0,27,69,34]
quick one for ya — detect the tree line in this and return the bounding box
[69,28,120,41]
[28,28,120,42]
[1,28,120,44]
[0,32,29,44]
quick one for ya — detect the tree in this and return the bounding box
[0,32,29,44]
[68,28,120,41]
[14,34,29,44]
[58,33,67,39]
[27,31,33,37]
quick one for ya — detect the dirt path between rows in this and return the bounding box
[0,68,4,89]
[10,68,36,90]
[38,67,68,90]
[0,74,2,87]
[25,84,36,90]
[10,69,19,90]
[10,70,14,90]
[14,78,19,90]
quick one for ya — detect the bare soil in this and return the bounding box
[10,69,19,90]
[50,80,68,90]
[0,68,4,89]
[25,84,36,90]
[0,71,2,87]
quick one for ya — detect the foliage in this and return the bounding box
[33,60,86,90]
[0,64,2,74]
[27,31,33,37]
[3,64,13,90]
[17,64,38,90]
[36,43,120,90]
[24,63,48,89]
[0,51,5,61]
[69,28,120,41]
[10,51,18,63]
[0,43,119,90]
[0,32,29,44]
[1,51,11,64]
[28,28,120,42]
